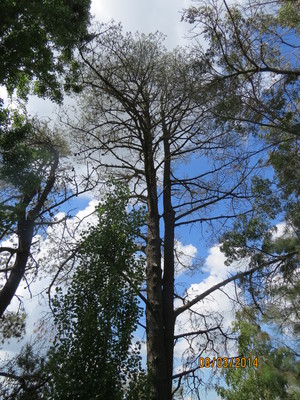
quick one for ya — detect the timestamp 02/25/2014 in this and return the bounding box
[199,357,258,369]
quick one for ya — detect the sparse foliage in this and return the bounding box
[0,343,48,400]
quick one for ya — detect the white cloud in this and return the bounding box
[90,0,192,49]
[174,240,198,277]
[272,221,294,239]
[202,245,227,279]
[174,245,241,374]
[176,245,237,325]
[35,199,99,275]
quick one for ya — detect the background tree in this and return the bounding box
[45,184,148,400]
[184,1,300,393]
[216,308,300,400]
[0,343,48,400]
[0,0,92,321]
[183,0,300,335]
[0,117,62,319]
[183,0,300,130]
[0,112,98,324]
[0,0,91,101]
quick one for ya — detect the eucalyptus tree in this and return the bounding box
[184,0,300,329]
[66,25,262,399]
[183,0,300,133]
[183,0,300,195]
[182,1,300,374]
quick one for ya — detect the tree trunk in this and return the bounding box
[162,125,175,399]
[144,128,169,399]
[0,152,58,318]
[0,214,34,318]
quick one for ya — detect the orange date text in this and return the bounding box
[198,357,258,368]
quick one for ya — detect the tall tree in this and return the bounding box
[67,25,261,399]
[184,0,300,383]
[45,184,148,400]
[184,0,300,333]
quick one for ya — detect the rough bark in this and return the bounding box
[144,127,168,399]
[162,118,175,399]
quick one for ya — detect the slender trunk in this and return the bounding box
[162,124,175,399]
[0,214,34,317]
[0,151,58,318]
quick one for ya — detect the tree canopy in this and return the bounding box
[184,0,300,345]
[0,0,91,101]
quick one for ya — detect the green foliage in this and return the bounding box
[0,0,91,101]
[268,134,300,198]
[0,110,38,193]
[221,164,300,335]
[278,1,300,31]
[0,114,65,237]
[221,175,282,265]
[0,311,26,343]
[46,184,148,399]
[216,308,300,400]
[184,0,300,140]
[0,0,91,231]
[0,343,48,400]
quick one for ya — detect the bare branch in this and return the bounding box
[174,265,262,319]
